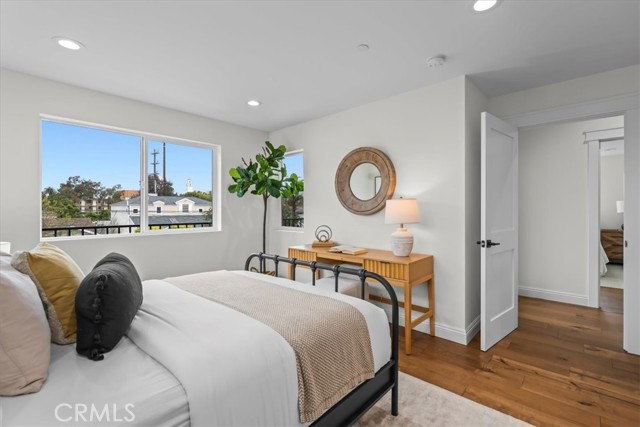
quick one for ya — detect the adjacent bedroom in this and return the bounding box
[1,1,639,427]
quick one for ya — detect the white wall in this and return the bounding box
[488,65,639,119]
[0,69,267,279]
[268,76,485,344]
[600,155,624,230]
[464,78,487,332]
[519,116,624,304]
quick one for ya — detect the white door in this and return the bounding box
[480,112,519,351]
[624,109,640,355]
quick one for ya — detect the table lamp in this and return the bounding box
[385,198,420,256]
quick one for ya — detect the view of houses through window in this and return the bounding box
[281,151,304,228]
[41,119,217,238]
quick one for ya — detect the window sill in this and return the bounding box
[41,226,219,242]
[277,227,305,233]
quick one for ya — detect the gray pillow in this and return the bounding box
[0,253,51,395]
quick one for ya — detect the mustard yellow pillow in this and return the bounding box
[11,243,84,344]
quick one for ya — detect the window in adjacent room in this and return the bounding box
[40,117,219,239]
[281,150,304,228]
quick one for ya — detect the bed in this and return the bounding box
[1,253,399,426]
[600,242,609,276]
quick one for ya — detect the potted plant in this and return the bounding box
[228,141,304,270]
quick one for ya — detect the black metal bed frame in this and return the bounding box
[244,253,399,426]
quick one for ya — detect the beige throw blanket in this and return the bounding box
[165,270,374,422]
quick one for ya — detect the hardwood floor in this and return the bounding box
[398,289,640,427]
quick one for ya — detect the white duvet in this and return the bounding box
[0,270,391,427]
[128,271,391,427]
[0,338,189,427]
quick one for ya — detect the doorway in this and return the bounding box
[517,116,624,308]
[495,99,638,355]
[598,136,624,314]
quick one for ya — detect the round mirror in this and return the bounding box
[349,163,381,201]
[335,147,396,215]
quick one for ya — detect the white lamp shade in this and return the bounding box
[385,198,420,225]
[616,200,624,214]
[0,241,11,254]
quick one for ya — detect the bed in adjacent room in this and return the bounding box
[0,251,399,427]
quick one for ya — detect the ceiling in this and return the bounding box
[1,1,638,132]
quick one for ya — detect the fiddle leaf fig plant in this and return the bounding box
[228,141,304,256]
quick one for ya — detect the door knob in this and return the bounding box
[486,240,501,248]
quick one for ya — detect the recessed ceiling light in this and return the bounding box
[426,55,446,68]
[357,44,370,52]
[52,37,84,50]
[473,0,500,12]
[247,99,261,107]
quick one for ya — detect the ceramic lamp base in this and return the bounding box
[390,228,414,257]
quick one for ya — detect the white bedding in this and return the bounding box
[600,242,609,276]
[0,338,189,427]
[0,270,391,427]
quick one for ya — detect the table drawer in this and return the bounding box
[288,249,317,262]
[364,260,408,281]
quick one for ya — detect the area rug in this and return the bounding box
[601,264,623,289]
[357,373,528,427]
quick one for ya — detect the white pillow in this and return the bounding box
[0,253,51,396]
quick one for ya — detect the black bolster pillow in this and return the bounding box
[76,253,143,361]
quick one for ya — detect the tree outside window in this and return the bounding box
[281,151,304,228]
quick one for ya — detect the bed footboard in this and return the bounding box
[244,252,399,425]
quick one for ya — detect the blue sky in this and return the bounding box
[284,151,304,179]
[41,120,213,193]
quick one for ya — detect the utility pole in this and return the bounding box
[162,143,167,195]
[151,149,159,194]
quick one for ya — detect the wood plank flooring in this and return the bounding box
[398,288,639,427]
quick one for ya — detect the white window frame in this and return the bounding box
[279,149,304,232]
[39,115,221,241]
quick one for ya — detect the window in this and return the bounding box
[40,118,219,239]
[281,151,304,228]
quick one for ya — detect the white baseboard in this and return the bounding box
[464,315,481,345]
[518,286,589,306]
[370,301,474,346]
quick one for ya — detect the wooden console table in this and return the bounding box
[288,245,434,355]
